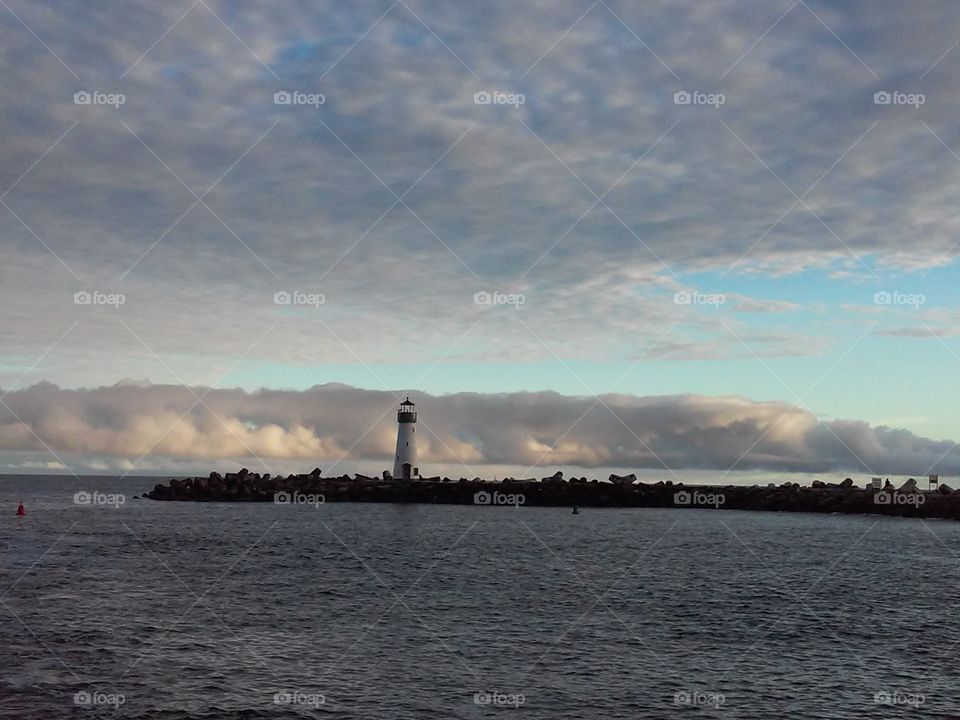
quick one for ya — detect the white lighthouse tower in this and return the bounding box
[393,397,419,479]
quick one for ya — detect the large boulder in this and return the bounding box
[899,478,919,492]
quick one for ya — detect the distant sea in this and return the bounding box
[1,474,957,719]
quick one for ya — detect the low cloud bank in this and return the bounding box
[0,382,956,476]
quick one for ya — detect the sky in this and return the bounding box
[1,0,959,479]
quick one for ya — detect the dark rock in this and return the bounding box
[141,470,960,522]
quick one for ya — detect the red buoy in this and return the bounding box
[16,502,25,517]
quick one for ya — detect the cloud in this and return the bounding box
[874,327,960,338]
[2,0,959,456]
[1,382,957,476]
[1,0,960,388]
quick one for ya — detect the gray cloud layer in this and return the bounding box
[1,382,957,477]
[2,1,959,385]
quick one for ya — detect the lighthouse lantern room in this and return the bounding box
[393,397,419,479]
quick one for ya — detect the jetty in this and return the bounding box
[142,470,960,521]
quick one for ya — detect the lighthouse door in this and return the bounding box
[401,463,412,479]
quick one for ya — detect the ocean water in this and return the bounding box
[1,474,957,718]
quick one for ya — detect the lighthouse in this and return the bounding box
[393,397,419,479]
